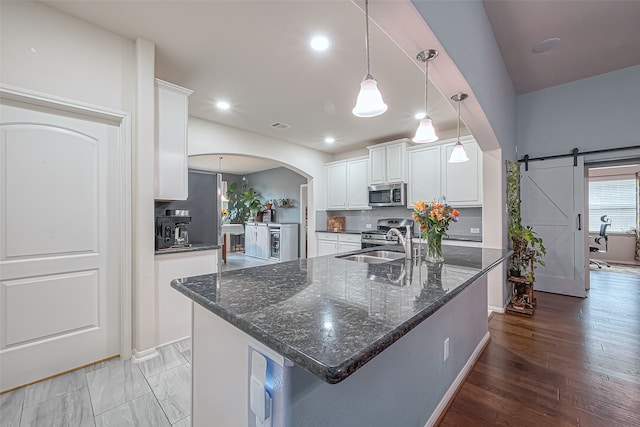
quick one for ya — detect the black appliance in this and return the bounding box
[368,183,406,207]
[155,210,192,250]
[361,218,414,249]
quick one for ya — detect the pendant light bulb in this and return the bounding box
[413,49,439,143]
[449,93,469,163]
[352,0,387,118]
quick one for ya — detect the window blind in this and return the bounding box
[588,178,637,233]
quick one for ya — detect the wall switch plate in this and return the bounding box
[365,224,372,229]
[443,337,450,362]
[470,227,480,234]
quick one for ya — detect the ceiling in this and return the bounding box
[40,0,640,166]
[483,0,640,94]
[188,154,281,176]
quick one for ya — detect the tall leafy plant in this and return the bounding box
[506,161,546,282]
[226,181,263,224]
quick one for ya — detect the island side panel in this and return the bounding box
[290,275,489,427]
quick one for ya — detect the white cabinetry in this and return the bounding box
[154,249,217,346]
[367,139,408,184]
[316,233,361,255]
[155,79,193,201]
[441,139,482,206]
[407,137,482,207]
[326,157,370,210]
[245,223,270,260]
[407,145,441,207]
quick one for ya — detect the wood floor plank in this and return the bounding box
[437,270,640,426]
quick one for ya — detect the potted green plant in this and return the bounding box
[506,161,546,283]
[226,181,263,224]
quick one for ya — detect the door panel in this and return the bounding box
[0,102,120,390]
[521,157,585,297]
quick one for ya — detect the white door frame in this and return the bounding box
[0,84,132,360]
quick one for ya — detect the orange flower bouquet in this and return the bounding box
[412,198,459,262]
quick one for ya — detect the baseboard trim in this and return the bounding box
[131,347,159,363]
[488,305,505,314]
[424,331,491,427]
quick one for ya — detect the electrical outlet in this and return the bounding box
[443,337,450,362]
[470,227,480,234]
[365,224,372,229]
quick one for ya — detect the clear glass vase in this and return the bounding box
[424,231,444,263]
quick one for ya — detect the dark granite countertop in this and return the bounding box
[171,246,509,384]
[155,243,220,255]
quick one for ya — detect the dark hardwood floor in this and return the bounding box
[438,269,640,427]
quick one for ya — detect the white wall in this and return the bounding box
[188,117,332,256]
[517,65,640,158]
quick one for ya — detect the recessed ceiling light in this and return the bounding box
[324,137,335,144]
[215,100,230,111]
[29,47,38,53]
[532,38,560,53]
[310,35,330,51]
[414,112,426,120]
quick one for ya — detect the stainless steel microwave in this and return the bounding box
[368,183,406,207]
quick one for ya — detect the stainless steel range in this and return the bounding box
[361,218,415,249]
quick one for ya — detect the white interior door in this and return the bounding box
[521,157,586,297]
[0,102,121,390]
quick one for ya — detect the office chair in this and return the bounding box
[589,215,611,268]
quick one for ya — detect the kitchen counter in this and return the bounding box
[171,245,508,384]
[316,229,364,234]
[154,242,220,255]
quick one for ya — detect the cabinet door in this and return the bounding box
[155,79,192,201]
[407,147,441,207]
[338,241,361,254]
[347,158,369,209]
[317,240,337,256]
[386,143,406,183]
[245,224,257,257]
[442,141,482,206]
[327,162,348,209]
[256,226,270,259]
[368,146,386,184]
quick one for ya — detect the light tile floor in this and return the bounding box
[0,338,192,427]
[0,253,270,427]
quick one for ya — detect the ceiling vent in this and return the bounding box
[270,122,291,130]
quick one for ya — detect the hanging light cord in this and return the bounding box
[364,0,372,79]
[423,58,429,119]
[456,93,461,142]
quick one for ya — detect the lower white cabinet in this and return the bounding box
[154,249,217,346]
[245,223,270,260]
[316,233,361,256]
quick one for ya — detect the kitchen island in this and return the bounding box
[172,245,509,426]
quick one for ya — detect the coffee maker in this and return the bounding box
[155,210,192,250]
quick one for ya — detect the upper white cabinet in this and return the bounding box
[326,157,370,210]
[407,145,441,207]
[367,139,408,184]
[407,137,482,207]
[441,139,482,206]
[155,79,193,201]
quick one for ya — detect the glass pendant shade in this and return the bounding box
[449,141,469,163]
[352,77,388,118]
[412,118,438,143]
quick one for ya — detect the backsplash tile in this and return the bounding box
[317,206,482,240]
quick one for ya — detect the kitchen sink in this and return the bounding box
[337,250,405,264]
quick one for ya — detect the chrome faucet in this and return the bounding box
[386,225,413,260]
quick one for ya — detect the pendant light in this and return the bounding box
[218,156,229,202]
[352,0,387,118]
[412,49,439,143]
[449,93,469,163]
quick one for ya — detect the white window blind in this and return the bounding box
[588,178,637,233]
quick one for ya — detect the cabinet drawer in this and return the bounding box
[317,232,339,242]
[339,234,361,244]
